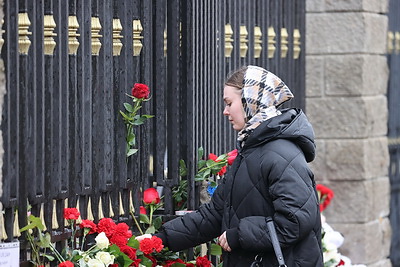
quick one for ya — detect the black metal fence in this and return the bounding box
[0,0,305,263]
[388,0,400,266]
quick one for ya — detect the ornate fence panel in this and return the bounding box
[388,0,400,266]
[0,0,305,263]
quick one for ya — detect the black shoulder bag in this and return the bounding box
[250,217,287,267]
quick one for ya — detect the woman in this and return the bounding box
[138,66,323,266]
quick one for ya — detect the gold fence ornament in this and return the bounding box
[280,28,288,58]
[293,29,301,59]
[254,26,262,58]
[133,19,143,56]
[0,208,7,240]
[388,31,394,54]
[109,195,115,217]
[119,193,125,216]
[395,32,400,54]
[68,15,80,55]
[240,25,248,58]
[13,209,21,237]
[112,18,123,56]
[267,26,276,58]
[87,197,94,221]
[18,12,32,54]
[52,199,59,229]
[225,24,233,57]
[44,15,57,55]
[91,17,102,55]
[0,19,4,52]
[98,197,104,220]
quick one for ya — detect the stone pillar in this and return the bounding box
[306,1,391,266]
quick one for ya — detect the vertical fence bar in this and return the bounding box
[165,0,181,214]
[91,0,103,222]
[152,0,167,195]
[43,0,56,230]
[76,0,92,219]
[17,0,29,250]
[98,0,115,217]
[138,0,152,209]
[68,0,79,208]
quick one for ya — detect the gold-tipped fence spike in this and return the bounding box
[18,12,32,54]
[68,15,80,55]
[267,26,276,59]
[293,29,301,59]
[388,31,394,54]
[112,18,123,56]
[280,28,288,58]
[87,198,94,221]
[239,25,248,58]
[52,200,59,229]
[133,19,143,56]
[129,192,134,212]
[224,24,233,58]
[40,204,47,231]
[254,26,262,58]
[119,193,125,216]
[395,32,400,54]
[75,198,82,224]
[91,17,102,55]
[0,208,7,240]
[43,15,57,55]
[98,197,104,220]
[0,19,4,52]
[13,209,21,237]
[109,196,114,217]
[164,29,167,57]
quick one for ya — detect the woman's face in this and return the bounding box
[223,85,246,131]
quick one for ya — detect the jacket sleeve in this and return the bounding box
[227,150,320,252]
[155,180,226,252]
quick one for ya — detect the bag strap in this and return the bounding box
[266,216,287,267]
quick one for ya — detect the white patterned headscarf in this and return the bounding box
[237,65,294,145]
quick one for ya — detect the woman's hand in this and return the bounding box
[218,231,232,252]
[135,233,152,241]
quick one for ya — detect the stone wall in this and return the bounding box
[306,0,391,266]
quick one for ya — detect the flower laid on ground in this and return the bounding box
[316,184,366,267]
[120,83,154,157]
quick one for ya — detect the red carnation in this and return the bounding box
[227,149,238,165]
[316,184,335,212]
[59,261,74,267]
[139,236,164,254]
[132,83,150,99]
[64,208,80,220]
[143,188,160,205]
[79,219,97,234]
[140,206,147,214]
[195,255,211,267]
[97,218,117,238]
[165,259,186,266]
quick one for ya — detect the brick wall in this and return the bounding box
[306,0,391,266]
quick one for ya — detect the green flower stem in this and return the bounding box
[149,205,154,227]
[197,160,227,175]
[48,242,66,263]
[130,210,144,235]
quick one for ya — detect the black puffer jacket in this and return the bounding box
[156,108,323,267]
